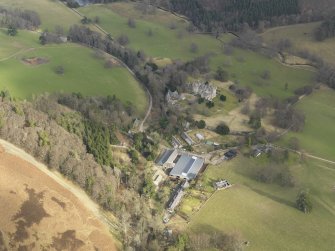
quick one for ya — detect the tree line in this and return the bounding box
[0,6,41,30]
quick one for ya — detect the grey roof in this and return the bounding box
[168,189,184,212]
[181,132,193,145]
[169,154,204,180]
[157,149,178,165]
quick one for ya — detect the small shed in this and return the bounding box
[214,180,231,190]
[195,133,205,141]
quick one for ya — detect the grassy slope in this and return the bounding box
[79,2,315,99]
[281,87,335,161]
[0,30,147,113]
[262,22,335,66]
[188,156,335,251]
[0,0,81,31]
[79,3,220,61]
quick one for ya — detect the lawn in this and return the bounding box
[281,87,335,161]
[262,22,335,66]
[79,2,315,99]
[186,155,335,250]
[0,0,82,31]
[0,31,147,114]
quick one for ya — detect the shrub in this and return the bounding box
[220,95,227,101]
[55,65,65,75]
[196,120,206,129]
[216,123,230,135]
[117,34,129,46]
[296,190,312,213]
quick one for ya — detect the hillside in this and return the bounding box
[0,142,117,250]
[1,1,335,250]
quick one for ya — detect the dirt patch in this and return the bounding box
[22,57,49,66]
[51,230,84,251]
[51,197,66,210]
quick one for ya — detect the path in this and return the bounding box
[273,144,335,165]
[0,139,120,231]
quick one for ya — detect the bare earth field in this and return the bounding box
[0,141,117,251]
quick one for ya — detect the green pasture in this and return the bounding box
[281,88,335,161]
[0,0,81,31]
[186,155,335,250]
[79,3,221,61]
[0,31,147,114]
[262,22,335,66]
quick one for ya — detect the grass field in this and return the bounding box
[79,2,316,99]
[211,49,315,99]
[0,30,147,114]
[262,22,335,66]
[281,87,335,161]
[185,155,335,250]
[0,0,82,31]
[79,3,221,61]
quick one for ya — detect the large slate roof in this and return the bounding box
[169,154,204,180]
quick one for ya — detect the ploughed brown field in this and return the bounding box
[0,145,117,251]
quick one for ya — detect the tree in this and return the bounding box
[215,66,229,81]
[54,65,65,75]
[248,114,261,129]
[206,101,214,108]
[117,34,129,45]
[261,70,271,80]
[190,43,198,53]
[7,26,17,36]
[142,176,155,198]
[288,137,300,150]
[216,123,230,135]
[196,120,206,129]
[81,16,91,24]
[296,190,312,213]
[220,95,226,101]
[128,18,136,28]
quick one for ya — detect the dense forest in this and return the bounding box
[169,0,300,31]
[314,15,335,41]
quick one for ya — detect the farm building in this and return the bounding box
[181,132,194,145]
[196,133,205,141]
[156,149,178,168]
[224,149,237,160]
[169,154,204,180]
[171,136,182,149]
[167,188,184,213]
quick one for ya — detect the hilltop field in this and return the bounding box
[0,143,117,250]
